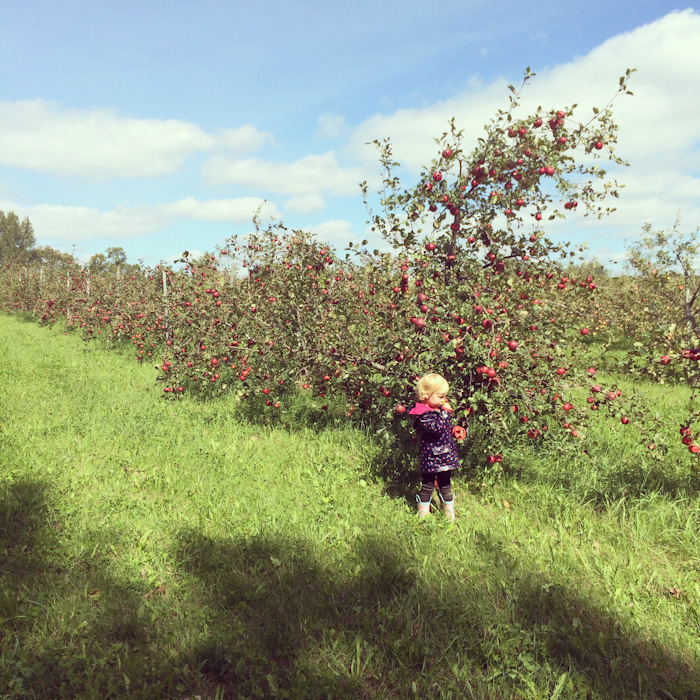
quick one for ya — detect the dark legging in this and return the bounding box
[418,471,453,504]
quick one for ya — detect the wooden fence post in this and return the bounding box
[162,269,170,338]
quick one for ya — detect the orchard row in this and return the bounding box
[2,70,699,464]
[3,221,691,463]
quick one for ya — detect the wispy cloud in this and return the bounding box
[202,151,364,198]
[317,113,347,139]
[0,102,277,181]
[284,193,326,215]
[0,197,280,240]
[217,125,276,154]
[165,197,279,222]
[2,10,698,266]
[0,100,215,179]
[303,219,358,248]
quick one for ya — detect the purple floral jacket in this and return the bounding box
[408,402,460,474]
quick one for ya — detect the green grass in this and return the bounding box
[3,315,700,699]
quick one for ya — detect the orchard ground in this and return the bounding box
[3,313,700,700]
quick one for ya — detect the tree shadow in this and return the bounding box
[4,477,699,698]
[0,478,55,620]
[171,527,700,699]
[510,445,700,507]
[233,393,354,431]
[593,457,700,503]
[0,478,172,698]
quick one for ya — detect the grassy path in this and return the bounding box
[2,315,700,699]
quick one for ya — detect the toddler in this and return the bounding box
[408,373,461,520]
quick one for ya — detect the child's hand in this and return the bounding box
[442,401,453,412]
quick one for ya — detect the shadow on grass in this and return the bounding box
[0,479,176,699]
[588,461,700,505]
[3,477,700,699]
[0,479,52,591]
[231,391,381,435]
[510,442,700,506]
[171,528,700,700]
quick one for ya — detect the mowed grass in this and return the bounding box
[2,315,700,699]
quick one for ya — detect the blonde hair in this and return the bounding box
[416,373,449,401]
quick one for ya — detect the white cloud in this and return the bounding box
[3,10,698,267]
[348,11,700,172]
[317,113,346,139]
[0,202,159,240]
[346,79,508,172]
[301,219,394,256]
[217,125,275,154]
[0,100,215,179]
[304,219,359,248]
[202,151,363,197]
[165,197,279,222]
[0,102,280,181]
[0,197,281,240]
[284,192,326,215]
[345,9,700,253]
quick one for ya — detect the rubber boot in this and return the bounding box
[440,493,455,522]
[416,495,431,518]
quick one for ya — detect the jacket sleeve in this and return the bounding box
[415,409,451,437]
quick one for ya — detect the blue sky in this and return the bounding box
[1,1,698,267]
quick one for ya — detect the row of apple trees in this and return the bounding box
[3,70,699,465]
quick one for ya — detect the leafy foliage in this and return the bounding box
[0,210,36,267]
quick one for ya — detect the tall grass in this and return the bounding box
[2,315,700,699]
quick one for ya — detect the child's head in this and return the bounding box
[416,373,449,404]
